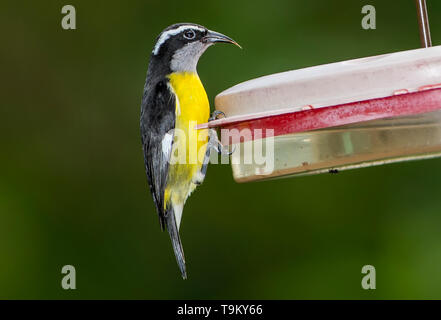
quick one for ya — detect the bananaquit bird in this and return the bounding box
[140,23,240,278]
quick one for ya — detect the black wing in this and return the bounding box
[141,77,187,279]
[140,79,175,230]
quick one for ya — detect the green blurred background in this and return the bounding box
[1,0,441,299]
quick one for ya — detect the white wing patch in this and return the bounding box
[161,83,179,162]
[161,132,173,159]
[153,25,205,55]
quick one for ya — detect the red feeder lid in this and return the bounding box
[198,46,441,142]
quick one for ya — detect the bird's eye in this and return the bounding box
[183,30,196,40]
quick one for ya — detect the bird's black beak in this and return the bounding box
[202,30,242,48]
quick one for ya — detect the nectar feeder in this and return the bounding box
[199,0,441,182]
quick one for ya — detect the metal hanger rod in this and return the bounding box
[415,0,432,47]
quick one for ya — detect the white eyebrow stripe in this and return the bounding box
[153,25,205,55]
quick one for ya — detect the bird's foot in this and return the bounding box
[209,110,226,122]
[208,128,235,155]
[207,111,234,154]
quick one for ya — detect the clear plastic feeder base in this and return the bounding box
[230,110,441,182]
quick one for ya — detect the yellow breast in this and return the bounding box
[164,72,210,208]
[167,72,210,165]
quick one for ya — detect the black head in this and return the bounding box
[150,23,240,73]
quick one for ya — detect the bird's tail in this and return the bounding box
[165,206,187,279]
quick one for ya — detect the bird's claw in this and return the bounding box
[208,128,235,155]
[209,110,226,122]
[207,112,234,155]
[216,142,235,155]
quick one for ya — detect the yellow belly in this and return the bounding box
[164,72,210,208]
